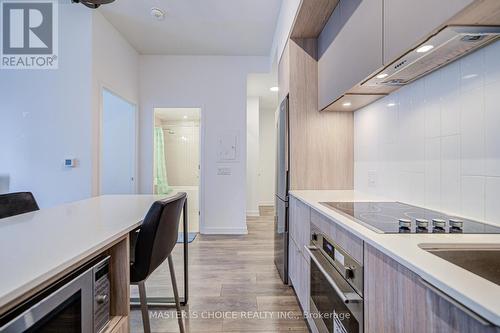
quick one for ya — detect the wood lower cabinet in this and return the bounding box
[364,244,499,333]
[289,196,311,313]
[289,197,311,257]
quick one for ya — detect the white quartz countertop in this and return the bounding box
[0,194,171,312]
[290,190,500,327]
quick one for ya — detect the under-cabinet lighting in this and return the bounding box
[416,44,434,53]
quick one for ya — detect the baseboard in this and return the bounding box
[259,202,274,207]
[200,226,248,235]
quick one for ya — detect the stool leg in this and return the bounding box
[168,255,185,333]
[138,281,151,333]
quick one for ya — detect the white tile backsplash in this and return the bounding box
[484,83,500,177]
[460,48,484,92]
[424,137,441,210]
[461,176,485,221]
[460,88,485,176]
[354,40,500,226]
[441,135,461,215]
[485,177,500,221]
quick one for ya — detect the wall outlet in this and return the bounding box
[368,170,377,188]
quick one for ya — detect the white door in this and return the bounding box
[101,89,136,194]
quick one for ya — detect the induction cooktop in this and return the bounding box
[320,201,500,234]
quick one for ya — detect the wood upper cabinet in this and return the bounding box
[365,244,498,333]
[383,0,474,64]
[318,0,383,110]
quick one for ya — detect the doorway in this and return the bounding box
[100,88,137,194]
[153,108,201,233]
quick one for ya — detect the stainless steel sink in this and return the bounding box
[419,244,500,285]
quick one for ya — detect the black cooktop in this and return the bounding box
[320,202,500,234]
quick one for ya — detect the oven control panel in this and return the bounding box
[311,228,364,296]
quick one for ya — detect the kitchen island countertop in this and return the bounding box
[0,194,170,314]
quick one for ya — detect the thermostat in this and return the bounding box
[64,159,77,168]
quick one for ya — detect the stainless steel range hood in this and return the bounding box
[362,26,500,87]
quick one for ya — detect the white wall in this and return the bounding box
[258,107,277,206]
[0,4,93,207]
[246,97,260,215]
[91,11,139,195]
[0,7,140,207]
[139,56,269,234]
[354,40,500,226]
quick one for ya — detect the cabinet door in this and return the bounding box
[298,251,310,313]
[289,197,311,253]
[296,199,311,256]
[383,0,474,64]
[318,0,383,110]
[289,197,298,245]
[365,244,498,332]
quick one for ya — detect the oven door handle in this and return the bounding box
[304,245,362,304]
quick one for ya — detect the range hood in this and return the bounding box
[362,26,500,87]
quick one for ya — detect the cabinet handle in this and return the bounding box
[419,278,493,327]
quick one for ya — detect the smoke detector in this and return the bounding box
[72,0,115,9]
[151,7,166,21]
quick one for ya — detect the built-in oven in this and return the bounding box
[0,256,111,333]
[305,227,363,333]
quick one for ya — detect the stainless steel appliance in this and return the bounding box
[274,96,289,284]
[363,26,500,87]
[0,256,111,333]
[321,201,500,234]
[305,227,363,333]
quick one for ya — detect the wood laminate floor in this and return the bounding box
[130,211,307,333]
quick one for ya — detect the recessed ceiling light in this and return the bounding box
[376,73,388,79]
[416,44,434,53]
[342,102,352,107]
[270,86,279,92]
[387,102,396,107]
[151,7,165,21]
[183,115,188,119]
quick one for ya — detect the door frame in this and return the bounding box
[98,85,139,195]
[152,106,205,233]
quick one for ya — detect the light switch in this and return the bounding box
[368,170,377,188]
[217,167,231,176]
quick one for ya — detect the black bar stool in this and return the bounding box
[0,192,39,219]
[130,192,187,333]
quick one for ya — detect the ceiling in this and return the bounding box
[247,72,279,110]
[155,108,201,121]
[99,0,283,55]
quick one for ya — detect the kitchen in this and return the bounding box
[1,0,500,333]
